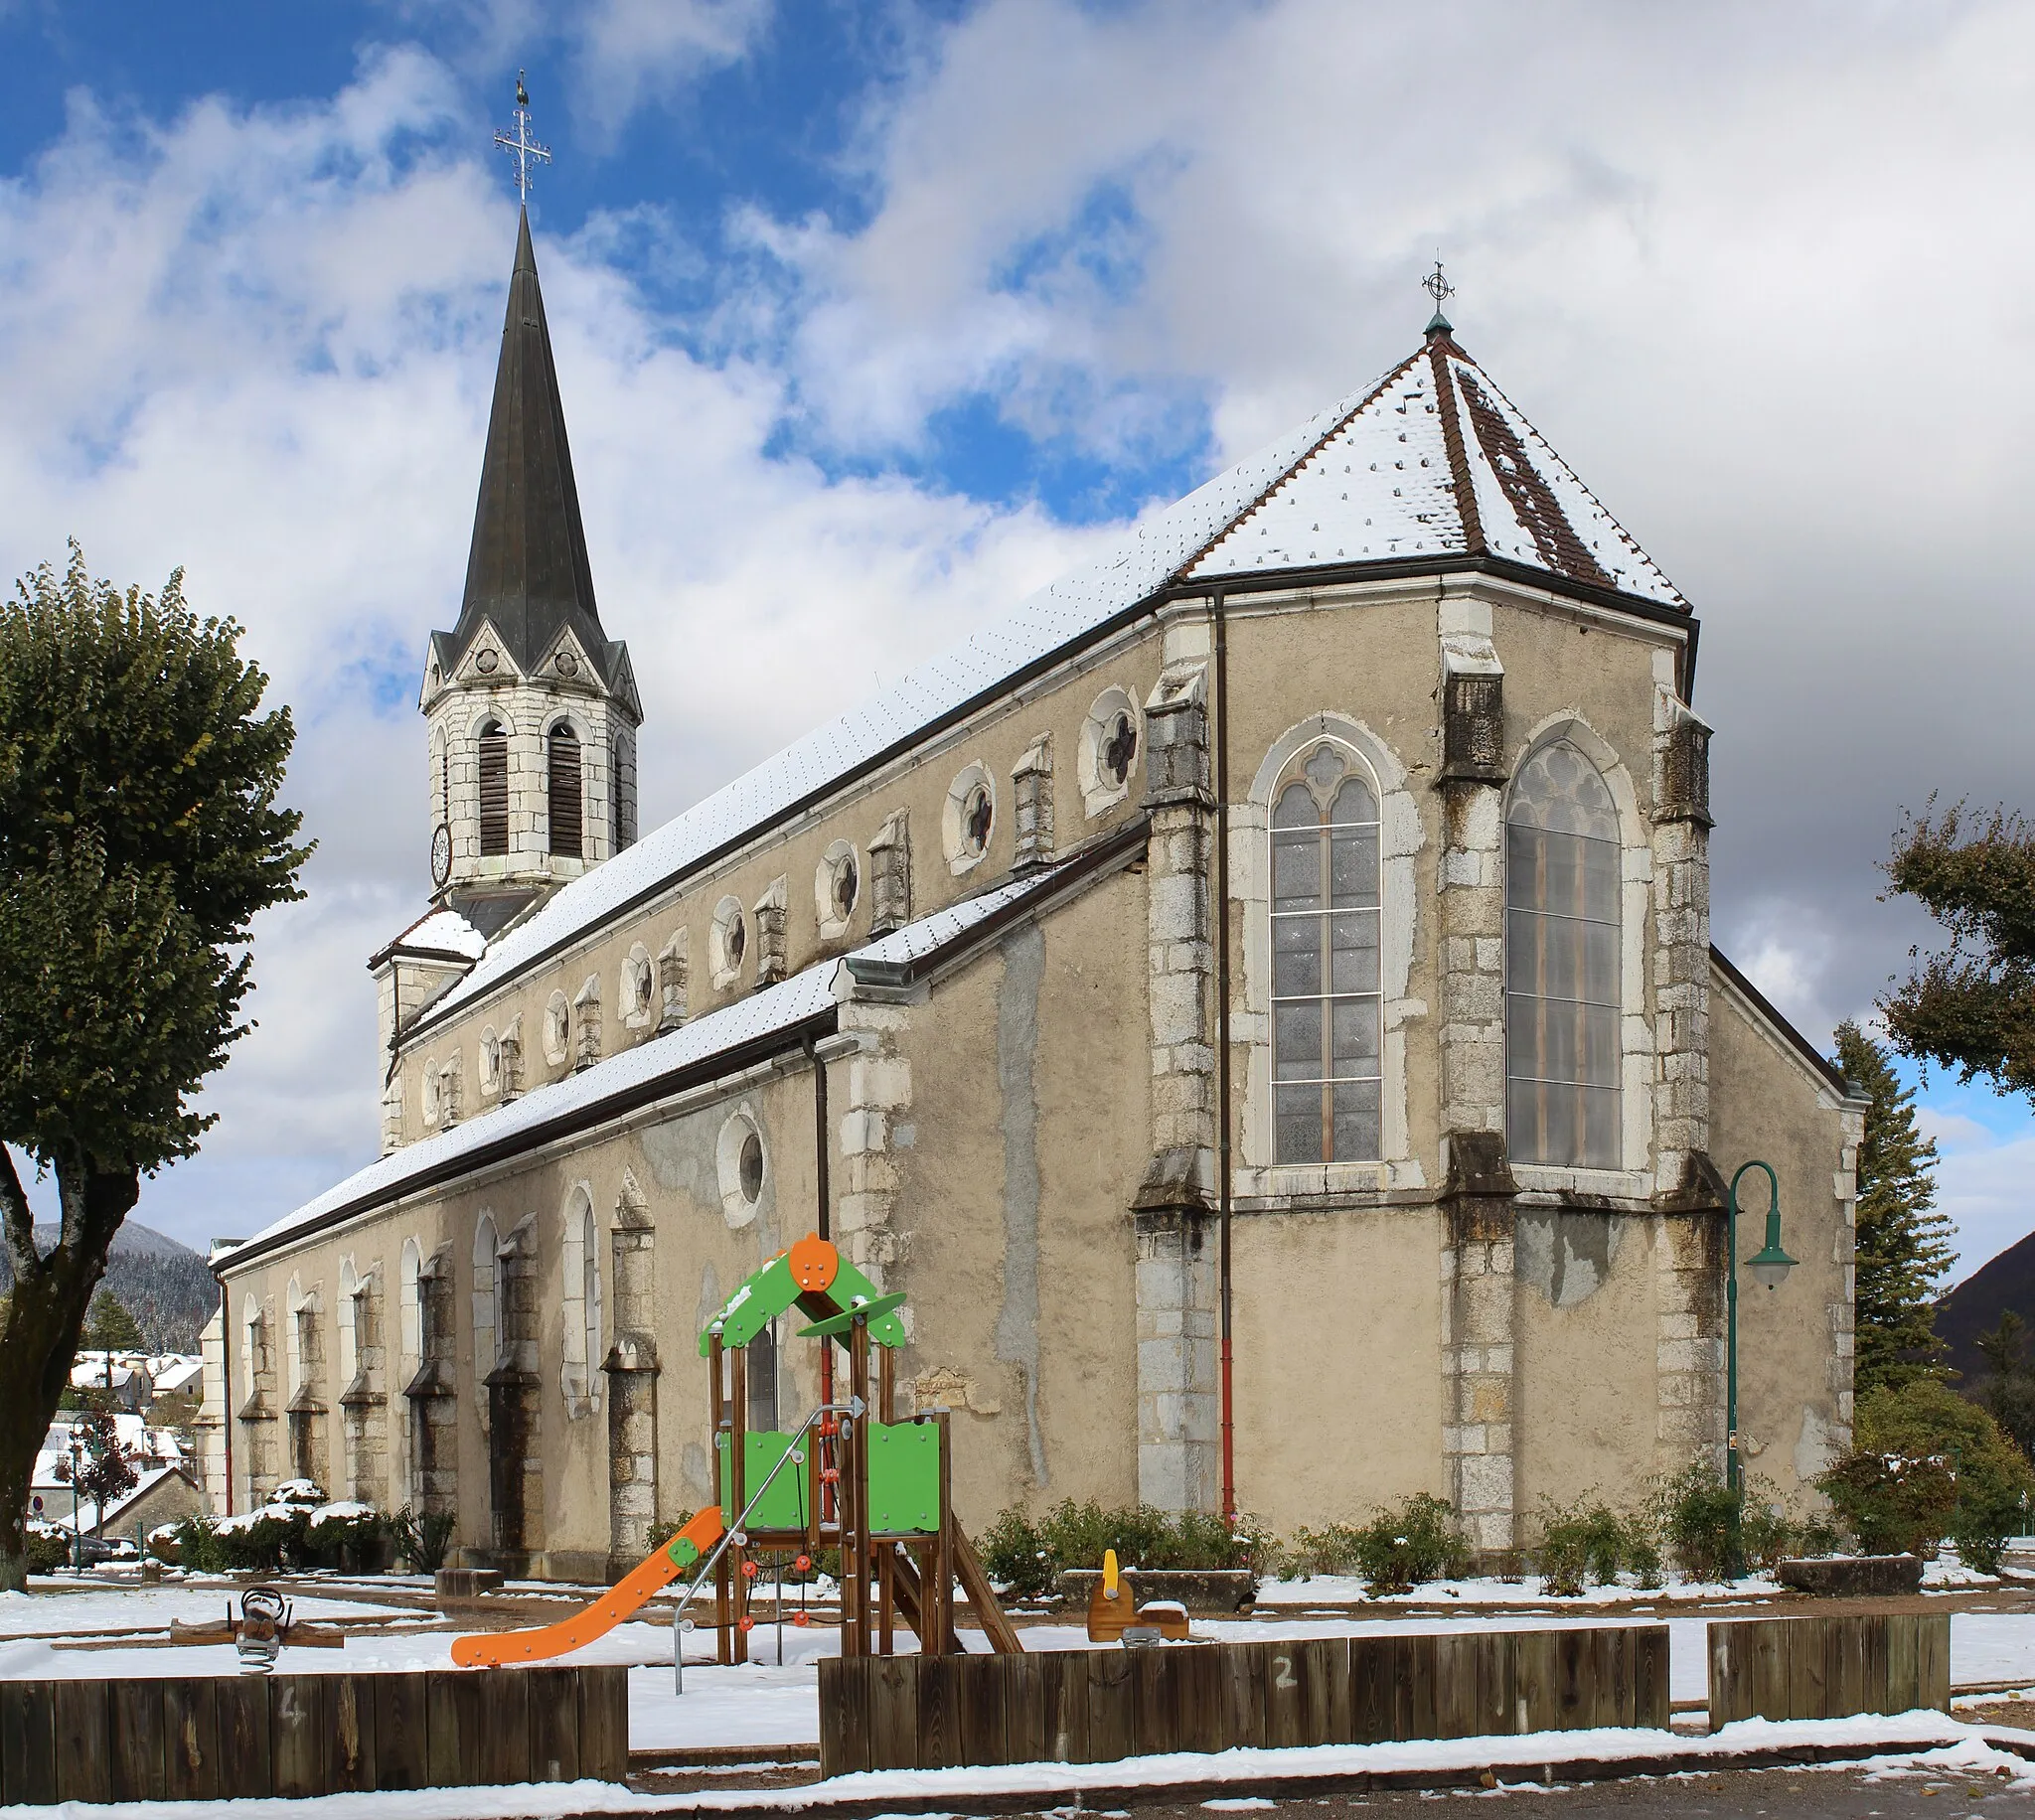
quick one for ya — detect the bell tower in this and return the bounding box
[419,203,641,939]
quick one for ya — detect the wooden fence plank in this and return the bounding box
[270,1675,325,1800]
[1634,1626,1669,1731]
[1748,1620,1788,1722]
[330,1674,378,1793]
[1302,1634,1354,1745]
[527,1667,579,1783]
[917,1655,964,1771]
[54,1679,111,1804]
[1350,1635,1390,1743]
[819,1659,870,1778]
[957,1654,1012,1767]
[1828,1618,1868,1722]
[1883,1614,1919,1716]
[1515,1629,1558,1735]
[1086,1650,1136,1765]
[1918,1613,1951,1713]
[1554,1627,1591,1731]
[480,1667,532,1785]
[426,1670,483,1789]
[871,1655,920,1770]
[109,1676,166,1802]
[1131,1645,1180,1758]
[375,1672,429,1791]
[1783,1616,1825,1720]
[1003,1653,1047,1766]
[1043,1651,1088,1763]
[217,1673,270,1798]
[1265,1638,1308,1748]
[162,1677,219,1803]
[0,1680,58,1807]
[1215,1643,1266,1751]
[580,1665,629,1783]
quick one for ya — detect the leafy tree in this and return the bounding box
[1832,1022,1955,1391]
[1823,1378,2035,1571]
[1973,1312,2035,1463]
[54,1393,138,1529]
[0,545,309,1590]
[79,1287,143,1353]
[1881,802,2035,1098]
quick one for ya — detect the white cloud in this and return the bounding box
[0,48,1099,1248]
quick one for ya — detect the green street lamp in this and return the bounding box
[1725,1158,1798,1492]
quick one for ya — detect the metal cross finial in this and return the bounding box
[1423,258,1455,315]
[494,71,551,204]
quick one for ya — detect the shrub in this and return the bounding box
[212,1503,309,1574]
[1274,1523,1368,1581]
[978,1501,1259,1596]
[1657,1465,1746,1582]
[24,1526,71,1574]
[393,1506,457,1573]
[1822,1379,2035,1569]
[1350,1494,1470,1594]
[1533,1498,1658,1595]
[981,1505,1054,1598]
[166,1515,235,1574]
[304,1504,390,1573]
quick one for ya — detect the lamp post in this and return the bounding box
[1725,1159,1798,1493]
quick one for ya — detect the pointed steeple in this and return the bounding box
[447,208,611,682]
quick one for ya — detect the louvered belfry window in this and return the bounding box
[1505,741,1622,1167]
[477,723,510,856]
[548,723,583,858]
[1271,744,1382,1165]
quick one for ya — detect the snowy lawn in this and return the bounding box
[0,1584,412,1641]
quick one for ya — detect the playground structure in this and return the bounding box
[453,1234,1019,1669]
[1084,1549,1190,1644]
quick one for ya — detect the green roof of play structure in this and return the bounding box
[699,1241,909,1356]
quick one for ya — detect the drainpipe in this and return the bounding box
[219,1275,235,1517]
[809,1037,836,1522]
[1213,590,1235,1527]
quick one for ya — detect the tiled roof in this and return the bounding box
[412,328,1680,1034]
[1188,329,1683,605]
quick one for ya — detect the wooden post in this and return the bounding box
[848,1316,872,1659]
[730,1339,749,1666]
[707,1332,730,1666]
[933,1409,954,1655]
[877,1348,896,1654]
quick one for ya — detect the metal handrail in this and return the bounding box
[673,1397,862,1692]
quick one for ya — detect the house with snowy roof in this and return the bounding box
[208,212,1863,1580]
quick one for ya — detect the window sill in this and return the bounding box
[1510,1164,1653,1200]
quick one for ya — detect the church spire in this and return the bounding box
[447,206,612,684]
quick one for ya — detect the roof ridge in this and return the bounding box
[1434,342,1682,605]
[1173,344,1435,579]
[1426,334,1486,555]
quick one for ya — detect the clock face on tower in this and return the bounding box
[430,822,452,889]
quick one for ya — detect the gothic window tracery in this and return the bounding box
[1505,739,1622,1168]
[1270,743,1382,1164]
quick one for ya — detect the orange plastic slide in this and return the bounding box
[450,1505,726,1667]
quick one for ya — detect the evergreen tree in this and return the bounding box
[1834,1021,1956,1392]
[0,544,310,1589]
[1975,1312,2035,1462]
[79,1288,142,1353]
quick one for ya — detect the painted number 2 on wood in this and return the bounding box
[1272,1654,1297,1690]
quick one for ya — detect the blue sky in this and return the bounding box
[2,1,2033,1279]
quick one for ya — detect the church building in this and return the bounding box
[207,210,1863,1580]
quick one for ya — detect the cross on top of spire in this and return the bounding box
[1422,258,1455,336]
[494,70,551,204]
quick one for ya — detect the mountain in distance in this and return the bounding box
[1937,1227,2035,1385]
[0,1220,218,1354]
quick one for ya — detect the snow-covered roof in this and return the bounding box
[146,1356,204,1395]
[408,329,1682,1041]
[229,851,1115,1266]
[1188,331,1684,606]
[370,906,488,971]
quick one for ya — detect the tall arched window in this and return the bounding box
[471,1215,499,1397]
[477,722,510,856]
[1506,740,1622,1167]
[548,722,582,858]
[1271,744,1382,1164]
[581,1202,601,1397]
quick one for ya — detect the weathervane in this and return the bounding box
[494,71,551,204]
[1422,257,1455,330]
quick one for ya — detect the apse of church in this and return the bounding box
[209,218,1860,1578]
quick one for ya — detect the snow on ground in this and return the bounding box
[0,1584,409,1641]
[1254,1573,1780,1607]
[0,1714,2029,1820]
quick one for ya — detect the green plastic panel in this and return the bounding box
[699,1249,910,1355]
[865,1421,941,1534]
[717,1431,808,1532]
